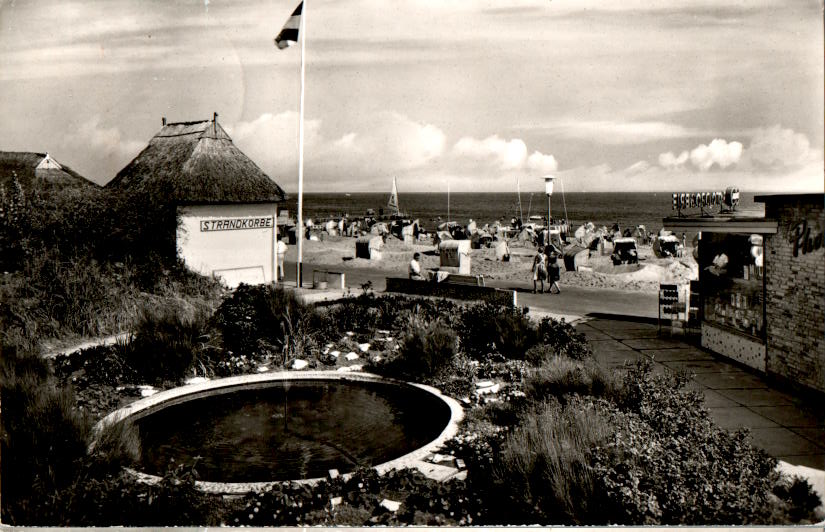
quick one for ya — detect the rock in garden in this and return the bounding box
[292,359,309,370]
[345,352,359,360]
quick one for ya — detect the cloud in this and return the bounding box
[689,139,743,171]
[658,127,822,174]
[746,125,821,169]
[530,120,710,145]
[658,150,690,169]
[229,113,558,191]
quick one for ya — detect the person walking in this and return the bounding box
[532,248,547,293]
[547,252,561,294]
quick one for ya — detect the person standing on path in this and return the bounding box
[547,252,562,294]
[532,248,547,293]
[277,238,288,281]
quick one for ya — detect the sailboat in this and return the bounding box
[387,177,401,218]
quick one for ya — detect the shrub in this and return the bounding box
[379,318,458,381]
[126,303,209,385]
[588,361,819,525]
[457,303,537,360]
[524,356,618,404]
[534,317,591,361]
[214,284,322,361]
[0,343,91,525]
[488,398,612,525]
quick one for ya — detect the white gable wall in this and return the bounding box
[177,203,279,288]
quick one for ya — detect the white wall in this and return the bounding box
[177,203,279,288]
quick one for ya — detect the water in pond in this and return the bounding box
[134,380,451,482]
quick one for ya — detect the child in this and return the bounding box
[532,249,547,293]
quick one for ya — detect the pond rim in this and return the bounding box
[95,371,464,494]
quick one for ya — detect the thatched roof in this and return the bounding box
[106,117,287,204]
[0,151,99,191]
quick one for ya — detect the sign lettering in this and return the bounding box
[672,186,739,212]
[200,217,274,232]
[788,220,824,257]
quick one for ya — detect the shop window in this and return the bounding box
[699,232,764,340]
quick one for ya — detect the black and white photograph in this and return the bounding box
[0,0,823,527]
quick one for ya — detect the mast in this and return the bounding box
[296,0,307,286]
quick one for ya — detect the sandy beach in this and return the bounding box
[284,234,698,294]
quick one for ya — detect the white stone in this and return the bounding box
[328,469,340,479]
[185,377,209,385]
[292,359,309,370]
[345,352,359,361]
[330,350,340,358]
[430,453,453,464]
[380,499,401,512]
[346,331,354,336]
[257,366,269,373]
[330,496,342,507]
[140,388,158,397]
[372,355,382,363]
[476,380,495,388]
[358,343,370,352]
[476,383,501,395]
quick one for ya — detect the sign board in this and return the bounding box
[200,217,274,232]
[672,186,739,213]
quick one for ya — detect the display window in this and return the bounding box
[698,232,765,340]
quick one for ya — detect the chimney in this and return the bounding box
[162,117,166,126]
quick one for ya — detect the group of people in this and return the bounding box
[532,245,562,294]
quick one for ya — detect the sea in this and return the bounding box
[282,191,765,240]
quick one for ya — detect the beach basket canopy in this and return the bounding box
[105,116,287,204]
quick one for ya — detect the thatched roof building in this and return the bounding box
[106,114,287,204]
[0,151,98,190]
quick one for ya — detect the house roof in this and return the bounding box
[0,151,99,191]
[105,116,287,204]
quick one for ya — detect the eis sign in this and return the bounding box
[672,186,739,215]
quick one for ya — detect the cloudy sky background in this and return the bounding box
[0,0,822,193]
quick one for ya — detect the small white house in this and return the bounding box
[106,114,287,287]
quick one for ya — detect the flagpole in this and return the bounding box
[296,0,307,287]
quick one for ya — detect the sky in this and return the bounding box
[0,0,822,193]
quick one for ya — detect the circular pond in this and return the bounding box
[129,376,453,484]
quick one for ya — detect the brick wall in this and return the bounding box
[763,195,825,394]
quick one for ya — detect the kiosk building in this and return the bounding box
[664,192,824,395]
[107,115,287,287]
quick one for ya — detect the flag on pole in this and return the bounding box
[275,2,302,49]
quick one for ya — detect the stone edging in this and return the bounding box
[95,371,464,494]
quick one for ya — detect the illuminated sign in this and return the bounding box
[200,217,274,232]
[672,186,739,213]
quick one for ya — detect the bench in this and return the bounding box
[385,277,516,307]
[312,269,346,290]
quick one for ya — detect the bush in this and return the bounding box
[214,284,322,361]
[126,303,209,385]
[488,398,612,525]
[457,303,537,360]
[587,361,819,525]
[534,317,591,361]
[0,343,91,525]
[378,318,458,381]
[524,356,618,404]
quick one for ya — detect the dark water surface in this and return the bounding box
[135,380,451,483]
[284,191,765,238]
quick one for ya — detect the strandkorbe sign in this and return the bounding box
[200,216,274,232]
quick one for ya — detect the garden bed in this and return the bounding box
[5,287,823,526]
